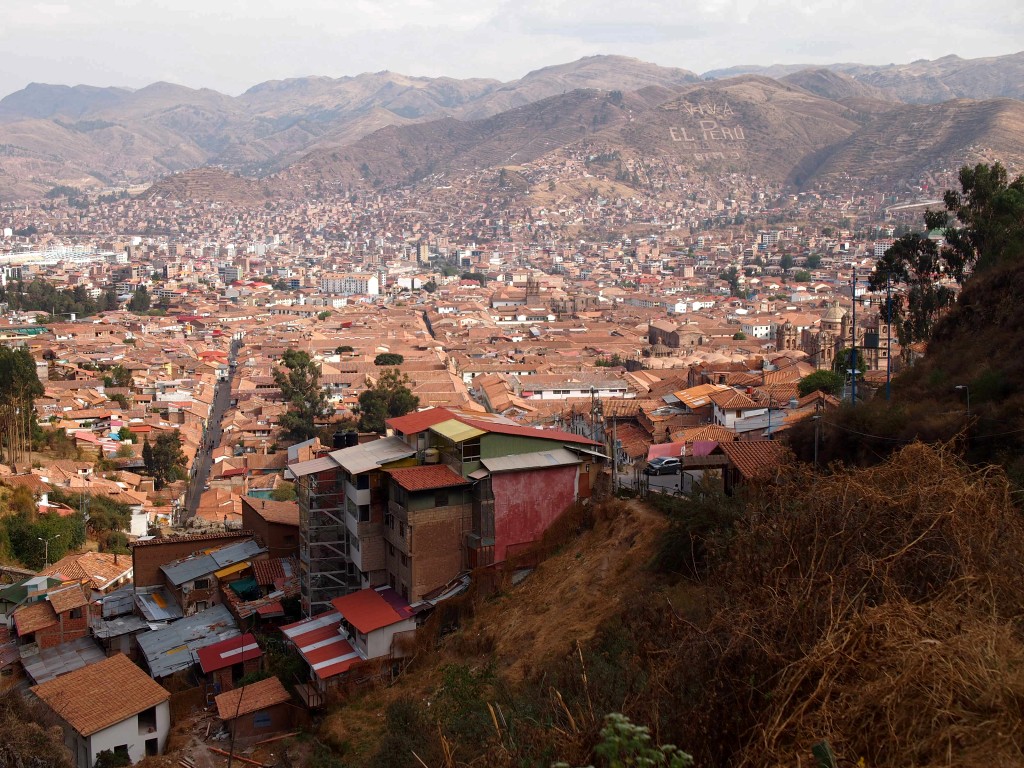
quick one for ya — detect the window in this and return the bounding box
[400,553,408,568]
[388,543,395,556]
[69,607,83,619]
[253,711,272,728]
[384,513,393,529]
[358,504,370,522]
[399,521,406,538]
[193,578,210,590]
[139,706,157,734]
[194,600,209,612]
[350,536,360,553]
[434,489,449,507]
[146,738,158,757]
[462,438,481,462]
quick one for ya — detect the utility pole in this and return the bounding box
[850,266,857,405]
[885,273,892,401]
[813,402,822,469]
[38,533,60,567]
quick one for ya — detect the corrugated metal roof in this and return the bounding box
[100,585,136,618]
[137,604,239,678]
[135,587,184,622]
[289,455,338,477]
[20,635,106,685]
[328,435,416,475]
[161,554,217,586]
[430,419,486,443]
[211,540,265,568]
[481,448,581,473]
[91,614,150,640]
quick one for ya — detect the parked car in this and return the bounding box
[643,456,681,475]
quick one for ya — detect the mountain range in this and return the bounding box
[0,52,1022,201]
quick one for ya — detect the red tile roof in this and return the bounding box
[386,464,469,492]
[717,440,789,480]
[331,588,409,634]
[386,407,456,434]
[31,654,169,736]
[13,600,57,635]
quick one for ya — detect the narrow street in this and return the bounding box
[181,339,240,523]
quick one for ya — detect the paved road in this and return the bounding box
[181,340,240,522]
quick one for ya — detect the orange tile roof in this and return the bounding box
[709,389,759,410]
[386,464,469,492]
[718,440,789,480]
[13,600,57,634]
[215,675,291,719]
[31,654,170,736]
[42,552,132,591]
[242,498,299,526]
[45,581,89,614]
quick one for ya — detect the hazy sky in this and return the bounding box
[2,0,1021,98]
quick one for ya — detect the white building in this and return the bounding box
[320,273,380,296]
[31,653,171,767]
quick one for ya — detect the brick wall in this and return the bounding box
[405,502,471,603]
[131,531,255,588]
[36,610,90,649]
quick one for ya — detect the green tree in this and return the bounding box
[938,162,1024,276]
[805,254,823,269]
[128,286,151,312]
[798,369,845,398]
[150,431,186,490]
[792,269,812,282]
[733,331,747,340]
[273,350,333,441]
[718,266,742,297]
[869,233,958,348]
[779,254,795,271]
[317,310,331,321]
[374,352,404,366]
[334,345,354,354]
[0,346,44,469]
[357,369,419,433]
[270,481,297,502]
[102,364,132,389]
[869,162,1024,349]
[142,437,154,474]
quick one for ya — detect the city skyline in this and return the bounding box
[1,0,1021,100]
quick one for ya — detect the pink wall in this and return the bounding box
[492,465,578,562]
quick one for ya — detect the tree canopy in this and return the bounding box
[273,349,333,441]
[0,346,44,469]
[128,285,151,312]
[374,352,404,366]
[142,432,187,490]
[798,369,844,398]
[357,369,419,433]
[870,162,1024,348]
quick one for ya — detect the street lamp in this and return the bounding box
[955,385,970,419]
[38,533,61,568]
